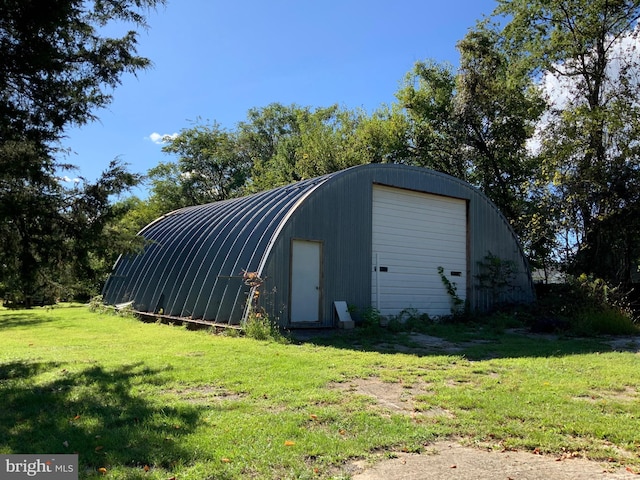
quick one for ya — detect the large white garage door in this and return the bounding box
[372,185,467,318]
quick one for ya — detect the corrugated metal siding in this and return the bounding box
[102,174,335,323]
[261,164,533,326]
[260,172,373,327]
[103,163,535,327]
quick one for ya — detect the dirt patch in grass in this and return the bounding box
[375,333,465,354]
[162,385,245,404]
[333,377,454,419]
[306,328,640,479]
[350,441,640,479]
[336,376,639,480]
[573,386,638,404]
[373,331,498,356]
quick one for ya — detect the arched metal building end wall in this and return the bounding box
[103,164,535,327]
[258,163,534,327]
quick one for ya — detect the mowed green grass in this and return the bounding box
[1,305,639,479]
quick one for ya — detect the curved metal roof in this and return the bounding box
[103,164,533,325]
[102,172,337,322]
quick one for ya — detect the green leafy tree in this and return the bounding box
[111,196,164,236]
[395,61,468,177]
[349,106,412,165]
[0,155,143,303]
[0,0,163,146]
[497,0,640,285]
[0,142,66,303]
[160,122,250,205]
[295,105,387,178]
[63,160,144,299]
[144,161,193,214]
[146,102,411,207]
[238,103,308,191]
[395,26,545,252]
[238,103,344,191]
[0,0,164,304]
[455,25,545,227]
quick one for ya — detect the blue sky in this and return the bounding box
[59,0,498,193]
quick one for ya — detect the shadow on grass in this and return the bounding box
[0,361,202,475]
[0,311,58,330]
[294,325,623,360]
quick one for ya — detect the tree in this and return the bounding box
[150,103,412,201]
[238,103,358,191]
[1,0,163,146]
[455,25,545,227]
[0,0,164,303]
[395,26,545,252]
[0,155,143,303]
[497,0,640,285]
[145,161,193,214]
[238,103,308,192]
[0,141,66,304]
[395,61,468,177]
[349,106,411,165]
[63,160,144,299]
[160,122,249,204]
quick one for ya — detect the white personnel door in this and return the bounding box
[372,185,467,318]
[290,239,321,323]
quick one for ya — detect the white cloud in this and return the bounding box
[57,175,81,184]
[148,132,178,145]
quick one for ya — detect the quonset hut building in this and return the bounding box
[103,164,535,328]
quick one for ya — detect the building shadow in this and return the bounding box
[291,326,633,360]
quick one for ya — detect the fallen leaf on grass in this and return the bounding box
[284,441,295,446]
[309,414,318,420]
[95,446,104,452]
[221,458,231,463]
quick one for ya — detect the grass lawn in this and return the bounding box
[1,305,639,479]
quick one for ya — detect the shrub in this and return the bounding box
[243,312,288,343]
[89,295,107,313]
[572,307,638,336]
[535,275,638,336]
[358,307,382,330]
